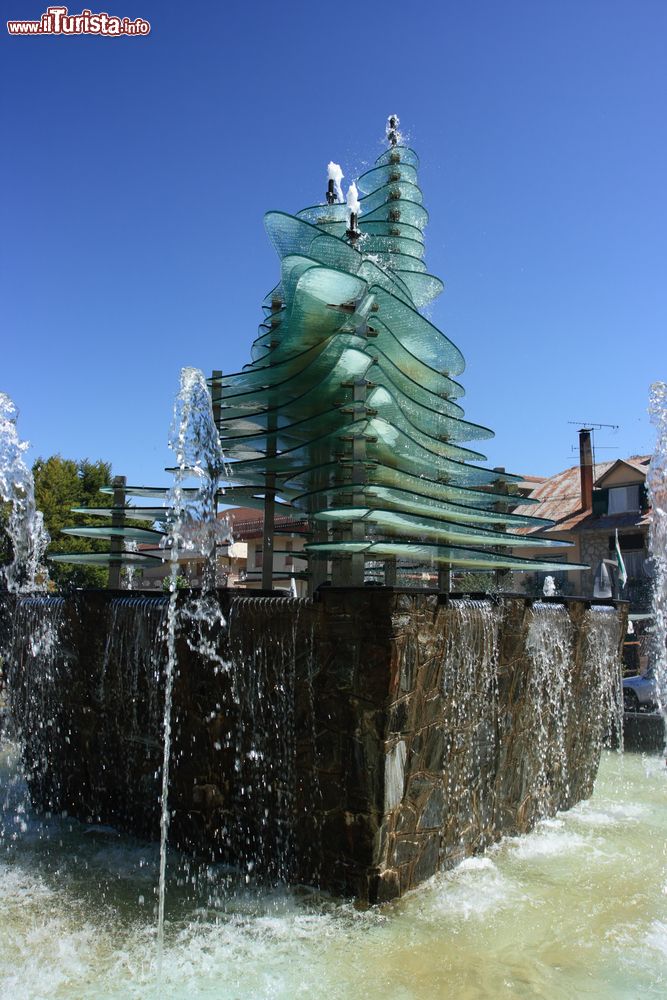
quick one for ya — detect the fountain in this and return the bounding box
[1,123,660,997]
[0,393,49,593]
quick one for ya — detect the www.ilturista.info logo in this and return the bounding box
[7,6,150,35]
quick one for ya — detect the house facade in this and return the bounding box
[509,430,651,610]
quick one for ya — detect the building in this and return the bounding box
[509,430,651,609]
[131,506,308,595]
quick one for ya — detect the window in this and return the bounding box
[607,485,640,514]
[622,550,648,579]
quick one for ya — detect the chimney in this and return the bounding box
[579,428,593,510]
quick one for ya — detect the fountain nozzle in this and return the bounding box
[387,114,401,147]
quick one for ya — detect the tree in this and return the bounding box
[32,456,113,590]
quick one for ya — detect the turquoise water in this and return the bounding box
[1,745,666,999]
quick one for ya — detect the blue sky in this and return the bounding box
[2,0,666,488]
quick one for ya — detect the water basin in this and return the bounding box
[1,745,665,999]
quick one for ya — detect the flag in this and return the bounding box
[615,530,627,588]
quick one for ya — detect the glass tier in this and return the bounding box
[374,146,420,169]
[70,506,170,522]
[355,162,419,195]
[311,506,567,549]
[293,483,549,528]
[61,525,166,543]
[304,540,586,573]
[48,551,163,566]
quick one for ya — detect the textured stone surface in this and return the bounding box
[2,588,626,903]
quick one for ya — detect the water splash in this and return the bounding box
[0,393,49,593]
[4,596,66,808]
[441,599,500,854]
[525,603,574,810]
[157,367,229,973]
[582,606,624,768]
[648,381,667,714]
[226,596,306,882]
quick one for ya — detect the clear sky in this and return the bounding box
[2,0,666,489]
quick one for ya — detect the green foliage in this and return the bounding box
[0,499,12,568]
[452,570,496,593]
[33,456,112,590]
[162,574,188,592]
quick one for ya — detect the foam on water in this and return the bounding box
[2,751,667,998]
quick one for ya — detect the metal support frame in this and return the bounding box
[108,475,126,589]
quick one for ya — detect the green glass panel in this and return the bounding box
[357,219,425,244]
[70,506,170,522]
[290,469,537,511]
[296,203,348,225]
[218,351,370,425]
[370,459,523,492]
[221,393,484,464]
[227,458,340,491]
[311,506,567,549]
[394,272,444,307]
[308,233,363,273]
[357,180,424,214]
[374,146,420,169]
[264,212,363,273]
[361,199,429,231]
[61,525,165,543]
[231,416,512,488]
[356,162,419,195]
[367,383,491,442]
[100,486,204,499]
[217,342,372,410]
[358,235,426,262]
[366,345,465,416]
[219,490,301,512]
[368,319,465,392]
[48,551,162,566]
[318,485,551,528]
[357,260,414,306]
[371,291,465,374]
[304,539,586,573]
[366,386,486,459]
[215,338,353,395]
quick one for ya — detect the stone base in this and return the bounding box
[2,588,626,902]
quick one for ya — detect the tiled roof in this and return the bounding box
[219,506,308,539]
[511,456,650,536]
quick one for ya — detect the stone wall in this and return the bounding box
[2,588,626,903]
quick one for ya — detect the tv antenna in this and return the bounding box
[567,421,619,430]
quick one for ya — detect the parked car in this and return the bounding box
[623,667,660,713]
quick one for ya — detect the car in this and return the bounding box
[623,667,660,713]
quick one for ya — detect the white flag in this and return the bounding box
[615,530,628,588]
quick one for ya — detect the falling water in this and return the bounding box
[525,603,574,811]
[157,368,228,973]
[441,600,500,854]
[4,596,66,809]
[648,381,667,713]
[0,393,49,593]
[226,596,306,882]
[99,596,169,781]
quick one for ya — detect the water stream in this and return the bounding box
[157,367,229,972]
[0,394,49,594]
